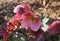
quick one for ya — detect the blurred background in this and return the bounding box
[0,0,60,41]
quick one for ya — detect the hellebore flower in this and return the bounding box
[13,4,41,31]
[21,13,41,31]
[14,4,31,20]
[0,26,8,41]
[7,20,20,32]
[48,21,60,34]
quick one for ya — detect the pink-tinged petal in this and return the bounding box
[14,13,22,20]
[21,17,31,29]
[48,27,56,34]
[13,4,30,14]
[13,4,24,13]
[21,13,32,29]
[30,19,41,31]
[48,21,60,34]
[20,13,32,29]
[21,14,30,29]
[23,4,31,13]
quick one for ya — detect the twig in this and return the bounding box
[45,0,52,8]
[43,0,46,7]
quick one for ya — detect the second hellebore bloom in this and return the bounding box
[48,21,60,34]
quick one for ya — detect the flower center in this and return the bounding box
[28,15,37,23]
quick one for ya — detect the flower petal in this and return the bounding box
[13,4,30,14]
[21,18,31,29]
[14,13,22,20]
[13,4,24,13]
[48,21,60,34]
[13,20,19,26]
[21,13,41,31]
[30,19,41,31]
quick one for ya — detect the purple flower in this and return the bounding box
[48,21,60,34]
[21,13,41,31]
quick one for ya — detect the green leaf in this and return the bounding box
[8,34,13,41]
[41,17,49,32]
[42,17,49,24]
[0,39,3,41]
[41,23,48,32]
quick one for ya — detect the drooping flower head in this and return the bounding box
[21,13,42,31]
[48,21,60,34]
[14,4,31,20]
[14,4,42,32]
